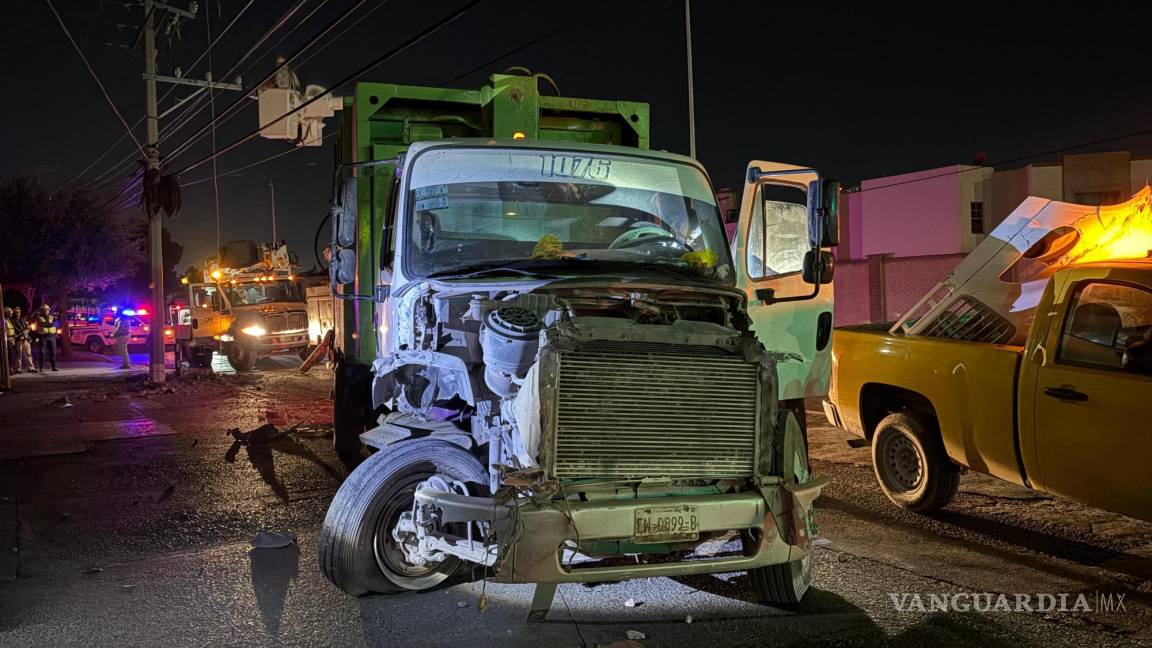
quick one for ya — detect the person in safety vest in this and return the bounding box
[31,304,58,372]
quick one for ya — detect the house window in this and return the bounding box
[970,201,985,234]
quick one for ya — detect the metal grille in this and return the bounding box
[918,295,1015,344]
[262,311,308,333]
[551,347,760,479]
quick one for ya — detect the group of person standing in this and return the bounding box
[4,304,137,374]
[3,304,58,373]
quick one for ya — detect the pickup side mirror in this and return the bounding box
[807,179,840,248]
[802,250,835,285]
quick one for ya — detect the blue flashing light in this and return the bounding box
[86,315,100,323]
[122,309,136,316]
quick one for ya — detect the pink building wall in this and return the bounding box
[856,166,967,259]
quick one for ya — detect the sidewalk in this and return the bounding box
[4,349,175,383]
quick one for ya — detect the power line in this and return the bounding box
[46,0,147,158]
[177,0,486,175]
[852,127,1152,195]
[291,0,389,70]
[150,0,330,160]
[180,129,338,188]
[557,0,675,79]
[164,0,370,165]
[83,0,314,186]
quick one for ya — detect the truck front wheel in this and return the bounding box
[318,439,487,596]
[872,412,959,512]
[85,336,105,354]
[226,343,257,372]
[748,410,813,605]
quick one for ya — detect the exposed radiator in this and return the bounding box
[549,344,761,479]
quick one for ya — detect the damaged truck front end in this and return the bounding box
[319,139,831,609]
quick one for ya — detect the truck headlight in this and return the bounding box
[241,325,266,337]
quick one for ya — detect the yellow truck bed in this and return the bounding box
[827,326,1027,487]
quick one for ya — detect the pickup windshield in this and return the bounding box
[222,280,303,306]
[405,148,732,281]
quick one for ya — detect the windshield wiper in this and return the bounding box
[426,257,590,279]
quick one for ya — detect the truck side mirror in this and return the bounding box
[802,250,835,285]
[807,179,840,248]
[333,249,356,285]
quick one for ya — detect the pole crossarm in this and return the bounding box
[144,74,244,91]
[147,0,196,20]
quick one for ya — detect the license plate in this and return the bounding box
[633,505,699,543]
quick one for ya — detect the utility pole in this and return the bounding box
[685,0,696,159]
[140,0,243,382]
[143,0,164,383]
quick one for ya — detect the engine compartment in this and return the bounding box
[369,281,760,490]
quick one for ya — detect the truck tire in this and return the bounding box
[748,410,814,605]
[85,336,105,354]
[226,343,257,372]
[871,412,960,512]
[318,439,487,596]
[749,552,812,605]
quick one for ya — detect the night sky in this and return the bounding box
[5,0,1152,272]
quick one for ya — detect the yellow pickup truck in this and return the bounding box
[825,260,1152,521]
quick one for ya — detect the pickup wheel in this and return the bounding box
[318,439,487,596]
[872,412,959,512]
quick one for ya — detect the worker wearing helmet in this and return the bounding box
[31,304,58,372]
[11,307,34,373]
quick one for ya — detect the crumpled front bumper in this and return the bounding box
[417,477,827,584]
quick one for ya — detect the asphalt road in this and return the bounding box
[0,359,1149,647]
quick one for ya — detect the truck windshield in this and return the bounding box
[405,148,732,281]
[222,280,303,306]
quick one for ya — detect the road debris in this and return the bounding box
[251,530,296,549]
[623,597,637,608]
[626,630,646,640]
[81,567,103,575]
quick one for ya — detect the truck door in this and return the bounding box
[1030,273,1152,520]
[733,161,836,403]
[189,284,230,339]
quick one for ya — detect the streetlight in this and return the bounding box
[231,172,280,243]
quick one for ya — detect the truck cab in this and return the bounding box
[177,243,309,371]
[315,75,840,612]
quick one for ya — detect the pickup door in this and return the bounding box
[1025,267,1152,521]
